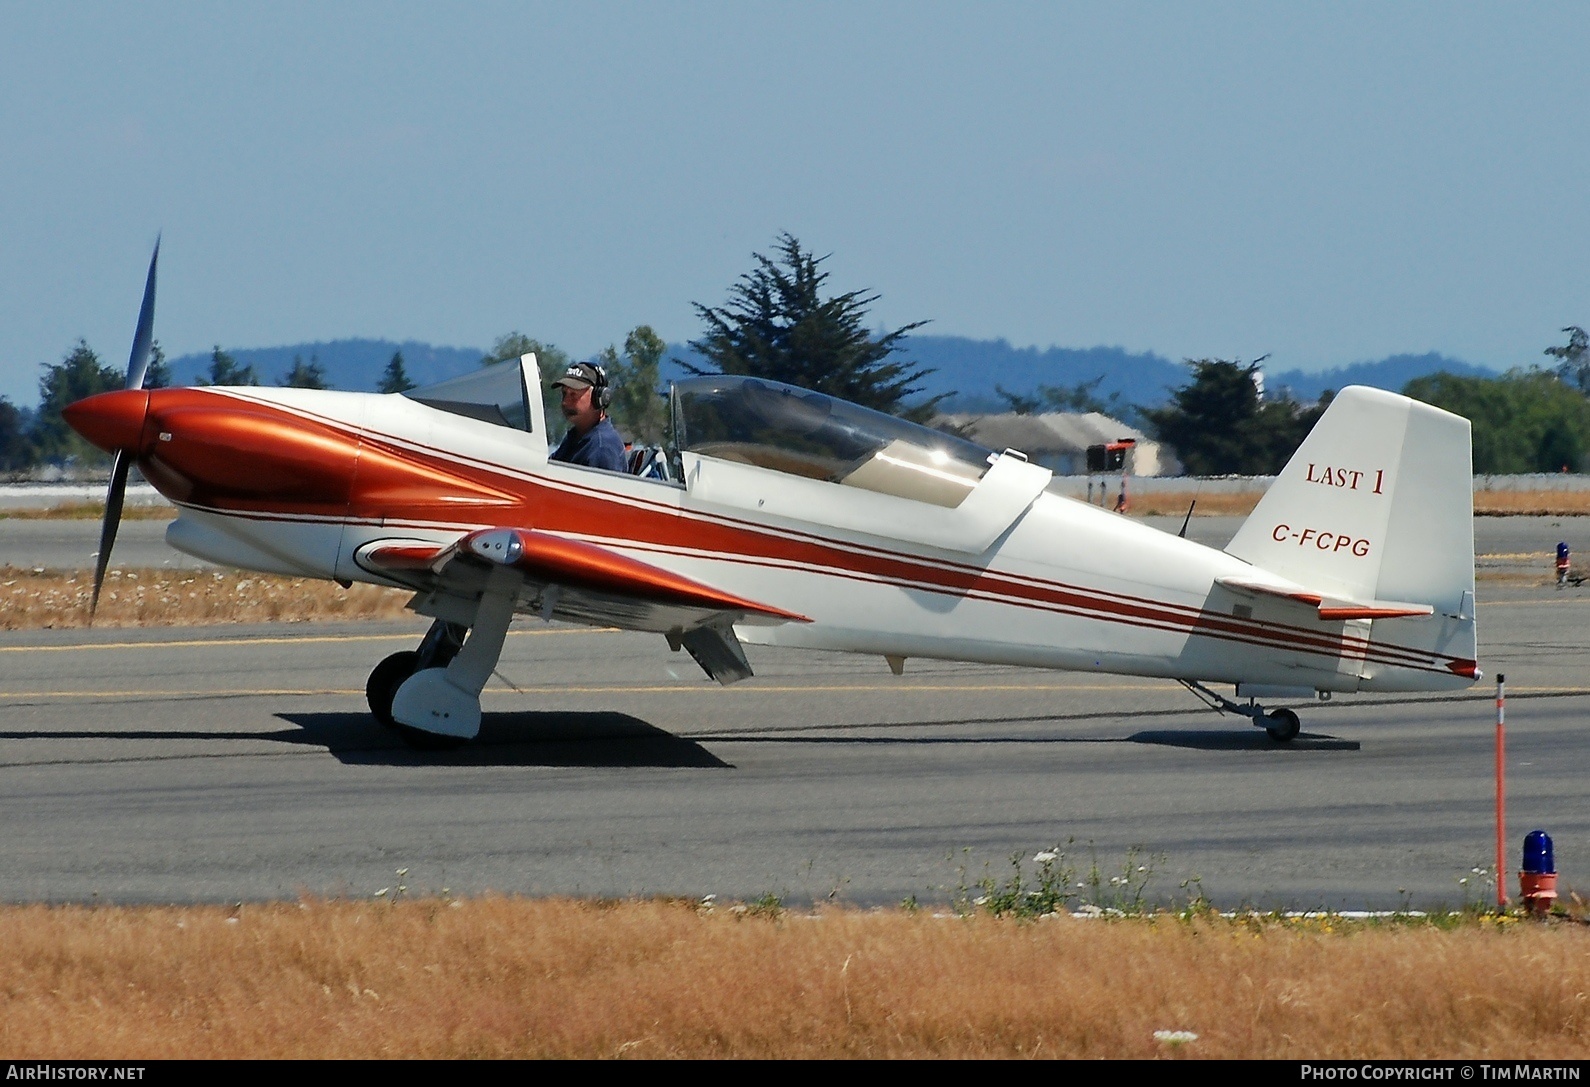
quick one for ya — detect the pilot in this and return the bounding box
[549,361,628,473]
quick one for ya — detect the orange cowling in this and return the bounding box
[61,389,152,455]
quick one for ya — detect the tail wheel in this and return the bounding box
[1265,708,1301,743]
[366,651,419,729]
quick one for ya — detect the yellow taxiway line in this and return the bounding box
[0,628,614,653]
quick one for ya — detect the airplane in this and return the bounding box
[63,246,1479,747]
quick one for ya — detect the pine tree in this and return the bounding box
[1545,326,1590,393]
[378,351,414,394]
[686,234,937,420]
[33,340,123,463]
[0,397,32,472]
[200,346,258,386]
[281,354,328,389]
[1142,359,1326,475]
[144,340,172,389]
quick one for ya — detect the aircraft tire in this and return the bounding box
[1264,708,1301,743]
[366,651,419,729]
[367,651,469,750]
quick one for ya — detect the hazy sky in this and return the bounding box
[4,2,1588,405]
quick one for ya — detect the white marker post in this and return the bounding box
[1495,673,1507,911]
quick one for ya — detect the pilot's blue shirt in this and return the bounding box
[550,416,628,473]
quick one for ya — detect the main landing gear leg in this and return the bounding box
[389,567,521,744]
[1180,680,1302,743]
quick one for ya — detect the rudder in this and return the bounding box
[1225,385,1475,619]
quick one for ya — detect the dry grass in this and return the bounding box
[1473,490,1590,516]
[1122,492,1265,517]
[0,503,173,521]
[0,566,413,630]
[0,899,1584,1059]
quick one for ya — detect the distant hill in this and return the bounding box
[167,339,486,391]
[164,335,1501,411]
[891,338,1499,412]
[1263,353,1498,402]
[898,338,1187,412]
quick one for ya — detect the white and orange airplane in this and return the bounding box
[65,247,1479,746]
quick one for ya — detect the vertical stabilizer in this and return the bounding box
[1225,385,1474,617]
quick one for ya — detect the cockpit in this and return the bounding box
[403,364,998,509]
[671,376,994,508]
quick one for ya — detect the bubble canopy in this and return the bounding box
[672,375,995,508]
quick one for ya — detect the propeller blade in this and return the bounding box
[124,237,159,390]
[91,238,159,619]
[91,451,132,617]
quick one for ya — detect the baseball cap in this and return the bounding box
[552,362,605,390]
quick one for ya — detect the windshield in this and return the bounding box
[404,361,531,431]
[673,376,994,507]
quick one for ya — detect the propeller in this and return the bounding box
[90,238,159,618]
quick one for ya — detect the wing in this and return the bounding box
[353,527,810,683]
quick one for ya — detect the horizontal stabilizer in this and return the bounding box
[1217,575,1435,622]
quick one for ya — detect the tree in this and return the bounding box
[378,350,414,394]
[1141,359,1328,476]
[199,346,258,386]
[686,233,937,420]
[0,397,33,472]
[996,375,1124,417]
[1545,326,1590,393]
[281,354,328,389]
[598,325,669,444]
[481,332,569,373]
[144,340,172,389]
[483,331,573,438]
[33,340,123,464]
[1403,369,1590,473]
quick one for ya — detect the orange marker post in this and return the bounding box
[1495,673,1507,911]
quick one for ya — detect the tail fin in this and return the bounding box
[1225,385,1474,618]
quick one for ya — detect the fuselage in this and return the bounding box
[64,382,1478,695]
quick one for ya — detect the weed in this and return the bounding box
[743,891,785,919]
[1457,864,1500,916]
[374,867,411,902]
[966,845,1079,919]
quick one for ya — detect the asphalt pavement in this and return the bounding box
[0,581,1584,910]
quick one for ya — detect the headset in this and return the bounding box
[588,362,612,410]
[562,362,612,410]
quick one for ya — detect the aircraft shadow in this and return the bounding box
[699,728,1357,752]
[277,711,731,769]
[690,708,1360,752]
[1126,729,1359,752]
